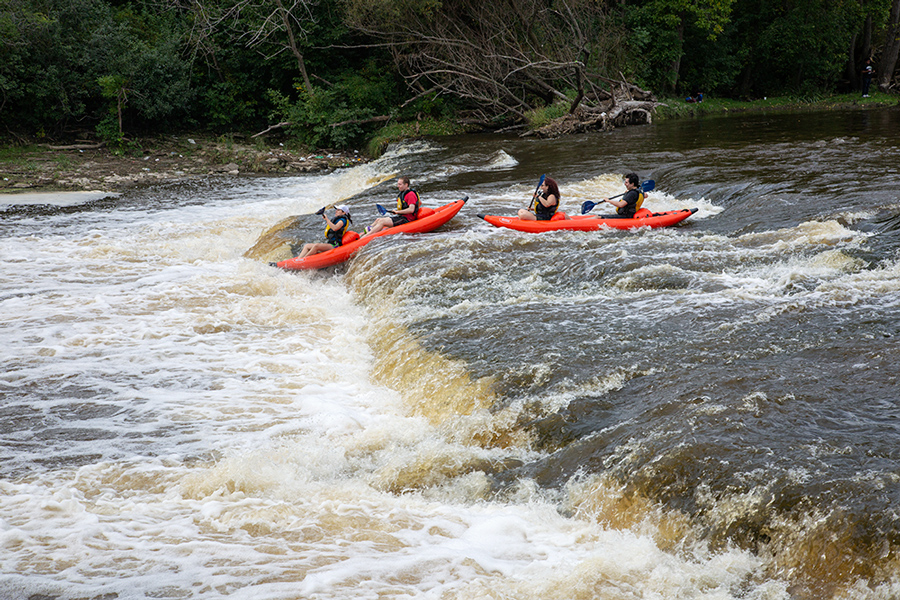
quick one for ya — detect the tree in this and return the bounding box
[0,0,192,138]
[878,0,900,90]
[343,0,644,126]
[180,0,319,97]
[89,4,193,139]
[628,0,735,93]
[0,0,109,134]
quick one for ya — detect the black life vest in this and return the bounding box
[618,189,644,217]
[533,191,558,220]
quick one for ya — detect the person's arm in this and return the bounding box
[392,192,417,215]
[606,189,636,208]
[323,215,346,230]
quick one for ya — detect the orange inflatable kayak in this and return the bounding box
[275,197,468,270]
[478,207,697,233]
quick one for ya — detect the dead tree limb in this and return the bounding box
[400,86,440,108]
[40,143,106,150]
[343,0,653,126]
[252,121,292,138]
[329,115,392,128]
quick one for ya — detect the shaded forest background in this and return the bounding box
[2,0,899,151]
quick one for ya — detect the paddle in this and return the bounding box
[580,180,655,214]
[376,203,390,215]
[532,174,546,208]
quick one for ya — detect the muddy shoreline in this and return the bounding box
[0,135,368,194]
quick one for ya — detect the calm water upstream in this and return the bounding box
[2,107,900,600]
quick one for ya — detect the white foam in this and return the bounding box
[0,190,118,208]
[3,151,850,600]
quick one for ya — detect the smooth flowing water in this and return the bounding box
[2,107,900,600]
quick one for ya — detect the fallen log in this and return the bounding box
[40,142,105,150]
[329,115,392,128]
[252,122,292,138]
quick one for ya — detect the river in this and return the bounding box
[2,107,899,599]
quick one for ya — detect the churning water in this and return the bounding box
[2,107,900,599]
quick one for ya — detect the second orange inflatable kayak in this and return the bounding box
[479,207,697,233]
[275,197,468,270]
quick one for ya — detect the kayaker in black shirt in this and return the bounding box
[600,173,643,218]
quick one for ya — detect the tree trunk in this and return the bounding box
[878,0,900,92]
[569,64,585,114]
[845,31,858,90]
[668,13,686,93]
[117,90,124,136]
[275,0,315,97]
[861,13,873,61]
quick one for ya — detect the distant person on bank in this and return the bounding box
[862,59,874,97]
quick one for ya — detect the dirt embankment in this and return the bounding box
[0,135,368,193]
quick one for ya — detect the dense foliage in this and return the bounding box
[1,0,897,149]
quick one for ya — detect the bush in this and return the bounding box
[266,61,404,150]
[525,101,571,129]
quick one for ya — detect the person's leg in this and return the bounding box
[517,209,536,220]
[363,216,394,236]
[298,242,334,258]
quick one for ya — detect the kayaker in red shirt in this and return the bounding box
[361,176,421,237]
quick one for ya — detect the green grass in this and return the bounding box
[653,91,898,120]
[0,145,41,163]
[367,117,474,157]
[525,101,571,129]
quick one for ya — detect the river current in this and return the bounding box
[2,107,900,599]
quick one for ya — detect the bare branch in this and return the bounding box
[329,115,392,128]
[252,121,292,138]
[400,86,440,108]
[342,0,650,126]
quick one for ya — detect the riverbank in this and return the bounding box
[1,93,896,194]
[0,135,368,193]
[653,91,898,119]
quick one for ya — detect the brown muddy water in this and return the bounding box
[2,107,900,599]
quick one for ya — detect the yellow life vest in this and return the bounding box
[324,216,348,245]
[396,189,421,219]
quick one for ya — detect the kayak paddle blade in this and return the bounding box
[533,174,546,199]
